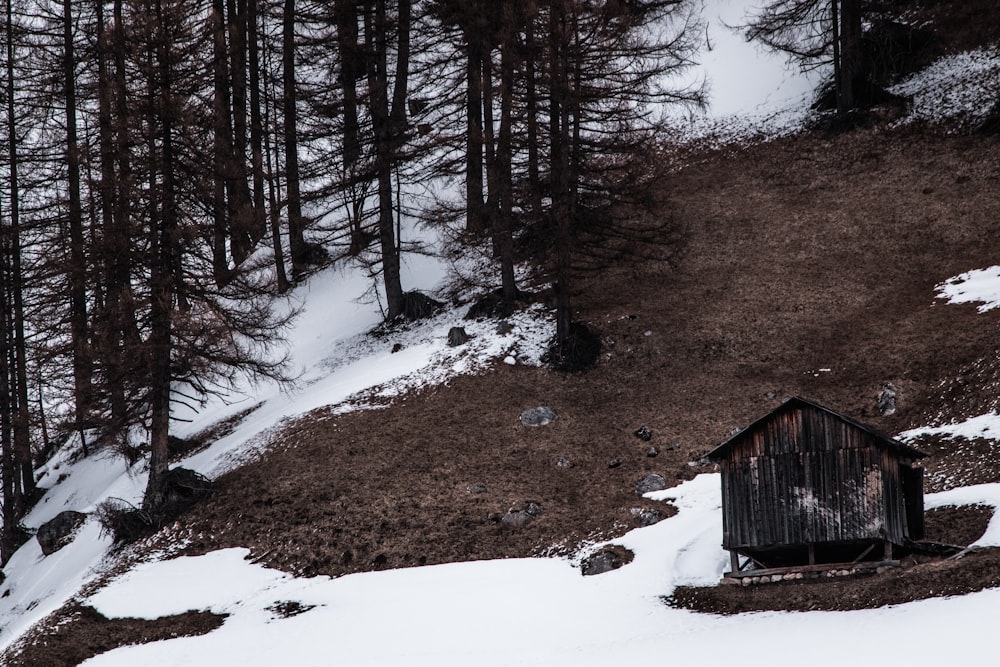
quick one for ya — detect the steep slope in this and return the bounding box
[9,122,1000,665]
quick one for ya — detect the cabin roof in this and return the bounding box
[705,396,927,461]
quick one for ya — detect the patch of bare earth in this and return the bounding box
[3,605,224,667]
[669,505,998,613]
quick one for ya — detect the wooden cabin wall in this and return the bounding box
[719,405,914,550]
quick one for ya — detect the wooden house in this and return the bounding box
[706,397,926,577]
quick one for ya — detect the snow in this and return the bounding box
[667,0,825,140]
[934,265,1000,313]
[890,47,1000,127]
[0,257,553,653]
[900,412,1000,443]
[74,476,1000,667]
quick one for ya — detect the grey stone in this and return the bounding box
[520,406,557,427]
[36,511,88,556]
[580,545,634,576]
[633,426,653,441]
[645,446,659,458]
[637,508,664,527]
[635,474,667,495]
[447,327,471,347]
[878,383,897,416]
[467,485,488,494]
[496,322,514,335]
[555,457,573,469]
[500,502,543,528]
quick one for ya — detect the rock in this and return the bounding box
[608,458,622,469]
[503,355,516,365]
[496,322,514,335]
[37,511,88,556]
[635,474,666,495]
[580,545,635,576]
[633,426,653,441]
[555,457,573,468]
[645,446,659,458]
[635,508,665,527]
[391,343,404,354]
[467,485,488,494]
[447,327,471,347]
[520,406,557,427]
[500,502,542,528]
[765,390,777,400]
[878,383,897,416]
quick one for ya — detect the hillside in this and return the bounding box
[9,125,1000,666]
[4,2,1000,665]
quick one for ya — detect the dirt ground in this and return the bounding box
[670,505,999,614]
[9,82,1000,667]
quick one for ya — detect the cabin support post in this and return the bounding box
[807,543,816,566]
[729,550,740,574]
[883,540,893,561]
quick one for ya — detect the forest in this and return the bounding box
[0,0,911,563]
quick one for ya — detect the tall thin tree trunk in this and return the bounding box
[212,0,233,285]
[496,2,517,309]
[63,0,91,454]
[838,0,861,112]
[283,0,307,275]
[524,7,543,213]
[262,24,290,292]
[549,0,572,351]
[336,0,365,253]
[145,0,178,510]
[247,0,266,245]
[366,0,407,319]
[482,42,499,240]
[464,29,485,233]
[228,0,253,264]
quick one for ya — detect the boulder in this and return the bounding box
[581,545,634,576]
[520,406,557,427]
[635,473,667,495]
[501,502,543,529]
[37,511,88,556]
[634,426,653,441]
[878,383,897,416]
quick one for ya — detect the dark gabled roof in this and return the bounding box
[705,396,927,461]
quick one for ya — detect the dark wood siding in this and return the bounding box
[718,402,919,552]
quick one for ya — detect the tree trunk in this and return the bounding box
[549,0,572,351]
[523,7,543,213]
[211,0,233,285]
[227,0,254,264]
[837,0,862,112]
[145,0,178,511]
[366,0,407,320]
[63,0,91,453]
[496,2,517,309]
[336,0,365,254]
[246,0,266,246]
[464,27,485,232]
[282,0,307,275]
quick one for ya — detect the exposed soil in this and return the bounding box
[669,505,997,614]
[3,605,225,667]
